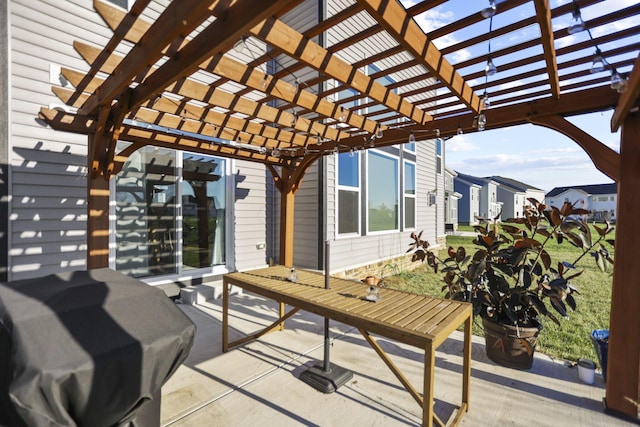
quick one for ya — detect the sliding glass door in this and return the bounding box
[114,147,227,277]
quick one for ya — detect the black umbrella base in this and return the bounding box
[299,362,354,393]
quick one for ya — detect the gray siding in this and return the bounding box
[8,0,108,280]
[233,160,269,272]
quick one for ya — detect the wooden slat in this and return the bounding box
[250,16,432,126]
[533,0,560,99]
[72,41,344,147]
[94,1,381,137]
[79,0,220,115]
[357,0,480,113]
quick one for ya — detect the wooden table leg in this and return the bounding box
[279,302,285,331]
[462,314,472,410]
[222,279,229,353]
[423,342,435,427]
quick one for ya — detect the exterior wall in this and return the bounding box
[7,0,112,281]
[547,189,617,221]
[1,0,8,281]
[455,181,481,225]
[4,0,270,284]
[526,189,546,205]
[480,180,500,220]
[546,189,590,210]
[233,160,269,272]
[497,187,526,219]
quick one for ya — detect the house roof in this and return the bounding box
[489,176,544,192]
[455,171,498,187]
[546,183,618,197]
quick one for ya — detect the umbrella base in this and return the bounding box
[299,362,353,393]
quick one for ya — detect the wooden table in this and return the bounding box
[222,266,472,427]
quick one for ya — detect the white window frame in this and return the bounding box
[403,160,416,230]
[366,149,400,235]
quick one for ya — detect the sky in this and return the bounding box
[397,0,637,193]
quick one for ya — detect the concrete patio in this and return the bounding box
[160,291,633,426]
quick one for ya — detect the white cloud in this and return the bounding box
[445,135,478,153]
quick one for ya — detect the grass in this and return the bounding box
[384,225,614,364]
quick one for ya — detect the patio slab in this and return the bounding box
[160,292,633,426]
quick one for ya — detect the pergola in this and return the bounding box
[38,0,640,421]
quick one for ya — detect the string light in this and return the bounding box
[233,36,248,53]
[457,125,463,135]
[409,131,416,143]
[339,107,346,122]
[375,124,383,139]
[590,49,606,73]
[261,74,269,90]
[481,0,496,19]
[291,111,298,127]
[567,1,585,35]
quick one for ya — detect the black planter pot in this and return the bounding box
[482,317,540,370]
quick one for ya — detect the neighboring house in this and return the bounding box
[454,175,482,226]
[489,176,545,219]
[0,0,443,288]
[546,183,618,222]
[444,167,462,232]
[454,172,502,224]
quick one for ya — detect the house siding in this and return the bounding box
[7,0,108,280]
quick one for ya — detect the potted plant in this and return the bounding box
[408,199,614,369]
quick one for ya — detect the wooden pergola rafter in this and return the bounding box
[38,0,640,421]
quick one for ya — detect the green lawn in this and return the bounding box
[384,226,613,364]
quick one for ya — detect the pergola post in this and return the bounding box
[87,172,110,269]
[279,170,296,267]
[606,113,640,420]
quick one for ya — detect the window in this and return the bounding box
[337,88,361,236]
[337,152,360,235]
[114,147,229,277]
[181,154,227,269]
[404,161,416,229]
[367,151,399,232]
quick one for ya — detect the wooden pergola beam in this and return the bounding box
[533,0,560,98]
[68,42,347,146]
[249,16,432,126]
[94,2,381,136]
[528,115,620,182]
[120,0,304,120]
[356,0,481,113]
[79,0,219,115]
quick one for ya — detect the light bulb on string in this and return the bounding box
[349,148,355,158]
[291,112,297,127]
[339,107,346,122]
[610,69,623,90]
[233,36,247,53]
[481,0,496,19]
[477,112,487,131]
[457,125,463,135]
[409,131,416,143]
[375,124,383,139]
[567,2,585,35]
[261,74,269,90]
[485,57,497,76]
[590,50,606,74]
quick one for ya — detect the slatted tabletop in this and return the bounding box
[222,265,472,427]
[223,265,471,349]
